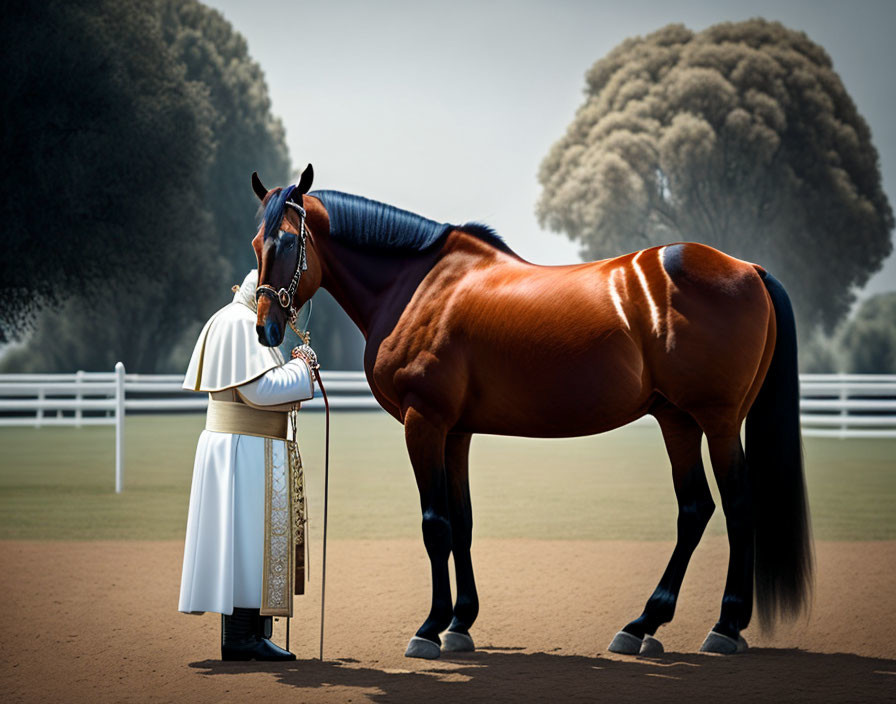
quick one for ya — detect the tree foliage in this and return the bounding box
[1,0,219,348]
[841,292,896,373]
[537,19,893,333]
[0,0,290,371]
[159,0,290,276]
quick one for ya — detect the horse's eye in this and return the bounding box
[279,230,295,249]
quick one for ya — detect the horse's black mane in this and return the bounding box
[309,190,514,256]
[457,222,512,254]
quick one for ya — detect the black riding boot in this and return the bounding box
[221,607,295,661]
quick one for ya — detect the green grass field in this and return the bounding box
[1,412,894,541]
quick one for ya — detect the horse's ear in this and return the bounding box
[251,172,267,202]
[295,163,314,196]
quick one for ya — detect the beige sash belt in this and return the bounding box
[205,399,288,440]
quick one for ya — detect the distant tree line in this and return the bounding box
[0,0,364,372]
[841,292,896,373]
[797,292,896,373]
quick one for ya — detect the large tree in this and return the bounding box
[537,20,893,333]
[0,0,220,351]
[0,0,291,372]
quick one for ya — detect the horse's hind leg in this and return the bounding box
[403,407,453,660]
[442,432,478,652]
[609,408,714,655]
[699,431,753,654]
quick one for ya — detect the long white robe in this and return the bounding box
[178,273,314,615]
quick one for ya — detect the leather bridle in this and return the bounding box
[255,200,308,326]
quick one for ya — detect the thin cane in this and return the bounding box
[314,366,330,661]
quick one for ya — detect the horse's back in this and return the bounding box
[373,238,774,437]
[419,249,653,435]
[459,242,773,434]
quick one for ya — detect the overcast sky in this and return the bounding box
[206,0,896,297]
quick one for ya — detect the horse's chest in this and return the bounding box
[367,319,456,406]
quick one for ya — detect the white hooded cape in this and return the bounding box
[183,272,285,392]
[179,270,286,615]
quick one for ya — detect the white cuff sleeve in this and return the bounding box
[236,358,315,406]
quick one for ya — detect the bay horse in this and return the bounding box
[251,165,813,659]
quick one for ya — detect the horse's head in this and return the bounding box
[252,164,322,347]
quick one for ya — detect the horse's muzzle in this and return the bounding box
[256,319,283,347]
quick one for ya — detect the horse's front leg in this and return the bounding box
[442,432,478,652]
[403,406,453,660]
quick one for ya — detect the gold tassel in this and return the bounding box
[289,408,308,594]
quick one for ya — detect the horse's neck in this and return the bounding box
[318,238,439,339]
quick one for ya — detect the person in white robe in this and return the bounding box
[179,269,316,661]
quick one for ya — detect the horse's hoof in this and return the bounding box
[405,636,441,659]
[608,630,643,655]
[699,630,748,654]
[639,634,664,656]
[441,631,475,652]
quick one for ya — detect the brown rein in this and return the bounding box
[283,365,329,660]
[313,366,330,661]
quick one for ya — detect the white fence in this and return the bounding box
[799,374,896,439]
[0,365,377,492]
[1,368,894,491]
[0,367,378,422]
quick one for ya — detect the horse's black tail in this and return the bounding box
[745,271,814,631]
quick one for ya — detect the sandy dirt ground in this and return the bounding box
[2,538,895,703]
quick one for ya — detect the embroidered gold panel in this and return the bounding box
[261,439,293,616]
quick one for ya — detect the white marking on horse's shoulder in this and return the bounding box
[631,250,660,334]
[608,268,630,330]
